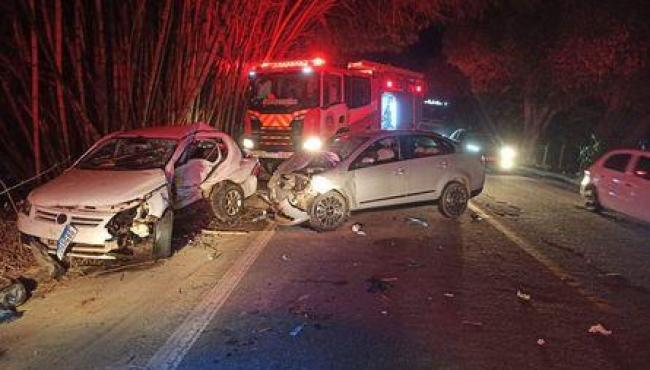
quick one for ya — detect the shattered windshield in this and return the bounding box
[78,137,177,170]
[249,72,319,111]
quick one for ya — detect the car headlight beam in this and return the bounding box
[303,137,322,152]
[242,138,255,150]
[499,146,517,170]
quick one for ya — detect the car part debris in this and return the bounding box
[281,254,290,261]
[462,320,483,327]
[0,278,27,308]
[516,289,531,302]
[470,213,483,222]
[367,276,396,293]
[289,323,305,336]
[201,229,248,236]
[404,217,429,227]
[537,338,546,346]
[27,240,65,280]
[443,292,455,298]
[588,323,612,336]
[351,223,366,236]
[0,308,21,324]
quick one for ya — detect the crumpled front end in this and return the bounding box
[268,171,317,225]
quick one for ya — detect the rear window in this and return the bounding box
[603,154,631,172]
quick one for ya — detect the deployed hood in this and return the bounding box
[276,151,340,175]
[29,168,167,208]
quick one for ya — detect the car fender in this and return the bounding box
[144,186,171,218]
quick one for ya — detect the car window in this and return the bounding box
[603,154,631,173]
[633,155,650,181]
[188,140,221,162]
[401,135,448,159]
[350,136,399,170]
[344,76,371,109]
[323,74,342,106]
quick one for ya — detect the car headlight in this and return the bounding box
[303,137,322,152]
[20,199,32,216]
[465,143,481,153]
[581,171,591,186]
[311,175,333,194]
[242,138,255,150]
[499,146,517,169]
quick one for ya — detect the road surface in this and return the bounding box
[1,173,649,369]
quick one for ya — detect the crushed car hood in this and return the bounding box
[29,168,167,208]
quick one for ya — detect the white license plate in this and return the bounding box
[56,225,78,260]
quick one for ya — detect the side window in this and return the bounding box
[603,154,631,173]
[633,156,650,180]
[186,140,220,163]
[350,137,399,170]
[401,135,447,159]
[323,74,342,106]
[345,76,371,109]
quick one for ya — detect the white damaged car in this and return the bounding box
[18,123,259,260]
[269,130,485,231]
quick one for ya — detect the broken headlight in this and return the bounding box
[106,207,138,237]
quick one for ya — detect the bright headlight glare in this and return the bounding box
[242,138,255,150]
[581,173,591,186]
[311,175,333,194]
[465,143,481,153]
[303,137,322,152]
[500,146,516,159]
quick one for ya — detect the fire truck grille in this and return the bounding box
[259,126,295,151]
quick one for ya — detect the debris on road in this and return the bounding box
[289,323,305,337]
[201,229,249,236]
[404,217,429,227]
[367,276,397,293]
[516,289,531,302]
[0,308,21,324]
[28,241,65,280]
[537,338,546,346]
[380,310,388,315]
[251,210,268,223]
[351,223,366,236]
[470,213,483,222]
[406,259,425,268]
[281,254,290,261]
[0,277,27,308]
[588,323,612,336]
[443,292,455,298]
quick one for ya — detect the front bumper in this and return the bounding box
[250,150,293,159]
[18,207,120,259]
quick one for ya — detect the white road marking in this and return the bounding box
[469,202,613,313]
[146,224,276,370]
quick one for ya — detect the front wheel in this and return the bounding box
[309,191,349,231]
[439,182,469,218]
[211,182,245,223]
[153,209,173,259]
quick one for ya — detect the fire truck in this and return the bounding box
[242,58,425,160]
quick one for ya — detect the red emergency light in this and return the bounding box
[415,85,422,93]
[386,80,394,88]
[259,58,326,70]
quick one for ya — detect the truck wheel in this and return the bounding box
[309,191,348,231]
[439,182,469,218]
[153,209,173,259]
[211,182,244,223]
[584,185,602,212]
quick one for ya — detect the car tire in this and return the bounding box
[584,185,602,212]
[153,209,173,259]
[439,181,469,218]
[309,191,349,231]
[211,182,245,223]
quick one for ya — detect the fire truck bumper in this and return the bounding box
[250,150,294,159]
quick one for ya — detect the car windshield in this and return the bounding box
[249,72,319,111]
[78,137,177,170]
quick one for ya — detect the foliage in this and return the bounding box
[578,134,604,172]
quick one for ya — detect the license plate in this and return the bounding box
[56,225,78,260]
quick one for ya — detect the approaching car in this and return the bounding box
[581,149,650,223]
[449,128,517,170]
[18,123,259,261]
[268,130,485,231]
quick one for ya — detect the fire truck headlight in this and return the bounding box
[303,137,322,152]
[242,138,255,150]
[499,146,517,170]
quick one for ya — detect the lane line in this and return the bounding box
[469,202,613,313]
[146,223,276,370]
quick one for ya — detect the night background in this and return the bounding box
[1,1,650,369]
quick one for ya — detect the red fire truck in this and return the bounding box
[242,58,425,160]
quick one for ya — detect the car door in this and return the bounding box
[173,139,222,208]
[622,154,650,222]
[597,153,632,210]
[349,136,407,209]
[399,134,453,202]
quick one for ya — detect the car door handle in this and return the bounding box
[395,167,405,175]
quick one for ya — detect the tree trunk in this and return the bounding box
[29,0,41,176]
[55,0,69,158]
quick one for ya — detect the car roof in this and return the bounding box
[345,129,449,139]
[114,123,218,140]
[603,148,649,157]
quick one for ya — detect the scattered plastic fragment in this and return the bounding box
[516,290,531,302]
[0,309,20,324]
[281,254,290,261]
[443,292,455,298]
[406,259,425,268]
[0,279,27,308]
[289,323,305,336]
[588,323,612,336]
[251,211,268,223]
[537,338,546,346]
[470,213,483,222]
[404,217,429,227]
[351,223,366,236]
[367,276,396,293]
[380,310,388,315]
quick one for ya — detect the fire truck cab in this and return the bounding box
[242,58,425,160]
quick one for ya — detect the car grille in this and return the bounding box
[35,208,105,228]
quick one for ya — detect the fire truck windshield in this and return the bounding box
[249,72,319,112]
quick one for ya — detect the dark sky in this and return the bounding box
[364,26,444,72]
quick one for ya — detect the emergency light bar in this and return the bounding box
[258,58,326,70]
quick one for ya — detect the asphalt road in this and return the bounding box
[1,173,649,369]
